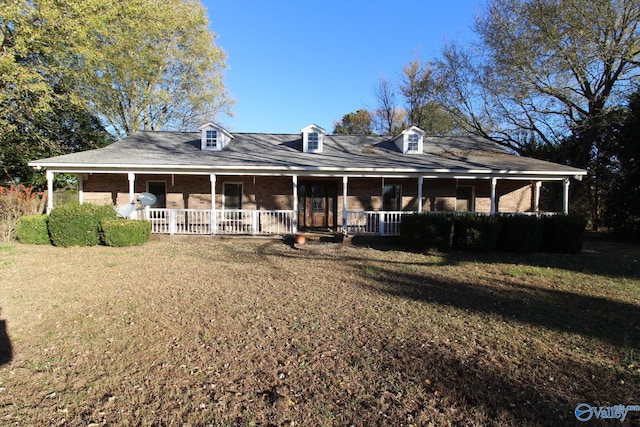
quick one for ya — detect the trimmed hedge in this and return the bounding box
[16,215,50,245]
[496,215,544,254]
[401,213,585,254]
[400,213,454,252]
[452,214,501,252]
[101,218,151,247]
[540,214,587,254]
[48,203,116,247]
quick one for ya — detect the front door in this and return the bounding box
[298,182,337,230]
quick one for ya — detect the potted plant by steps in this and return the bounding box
[294,232,306,245]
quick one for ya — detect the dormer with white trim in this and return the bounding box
[199,122,234,151]
[392,126,425,154]
[301,124,326,153]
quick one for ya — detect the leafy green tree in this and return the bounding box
[1,0,231,184]
[333,110,373,135]
[80,0,232,137]
[0,1,112,185]
[1,93,113,186]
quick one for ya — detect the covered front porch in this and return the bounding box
[47,171,576,237]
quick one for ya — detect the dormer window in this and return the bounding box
[407,133,420,152]
[205,130,218,149]
[308,132,319,151]
[392,126,425,154]
[199,122,233,151]
[301,124,326,153]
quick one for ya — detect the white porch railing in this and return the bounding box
[215,210,293,235]
[345,211,413,236]
[145,209,293,235]
[142,209,559,237]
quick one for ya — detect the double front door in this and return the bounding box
[298,181,337,230]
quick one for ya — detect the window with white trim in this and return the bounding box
[205,129,218,149]
[308,132,319,151]
[407,133,420,152]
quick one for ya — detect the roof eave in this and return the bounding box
[28,161,586,180]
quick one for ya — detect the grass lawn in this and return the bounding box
[0,235,638,426]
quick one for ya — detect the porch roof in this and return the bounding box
[29,131,586,180]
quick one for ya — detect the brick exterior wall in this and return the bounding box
[423,179,533,213]
[81,173,532,214]
[82,173,129,206]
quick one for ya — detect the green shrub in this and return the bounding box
[453,214,501,252]
[101,218,151,247]
[400,213,454,252]
[16,215,50,245]
[540,214,587,254]
[0,184,45,243]
[497,215,544,254]
[48,202,116,247]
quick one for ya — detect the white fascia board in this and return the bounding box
[31,162,586,179]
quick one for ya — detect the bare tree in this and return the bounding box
[372,77,402,135]
[434,0,640,166]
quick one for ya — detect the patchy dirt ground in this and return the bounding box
[0,236,638,426]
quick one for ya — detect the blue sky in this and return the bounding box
[203,1,481,133]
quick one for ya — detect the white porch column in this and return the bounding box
[46,170,54,213]
[292,175,298,233]
[77,174,84,205]
[533,181,542,213]
[342,176,348,234]
[418,176,424,213]
[490,177,497,214]
[128,172,136,203]
[562,178,570,215]
[210,174,217,234]
[210,174,216,210]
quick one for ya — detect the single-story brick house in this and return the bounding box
[29,122,586,236]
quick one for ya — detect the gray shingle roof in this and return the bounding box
[29,131,586,177]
